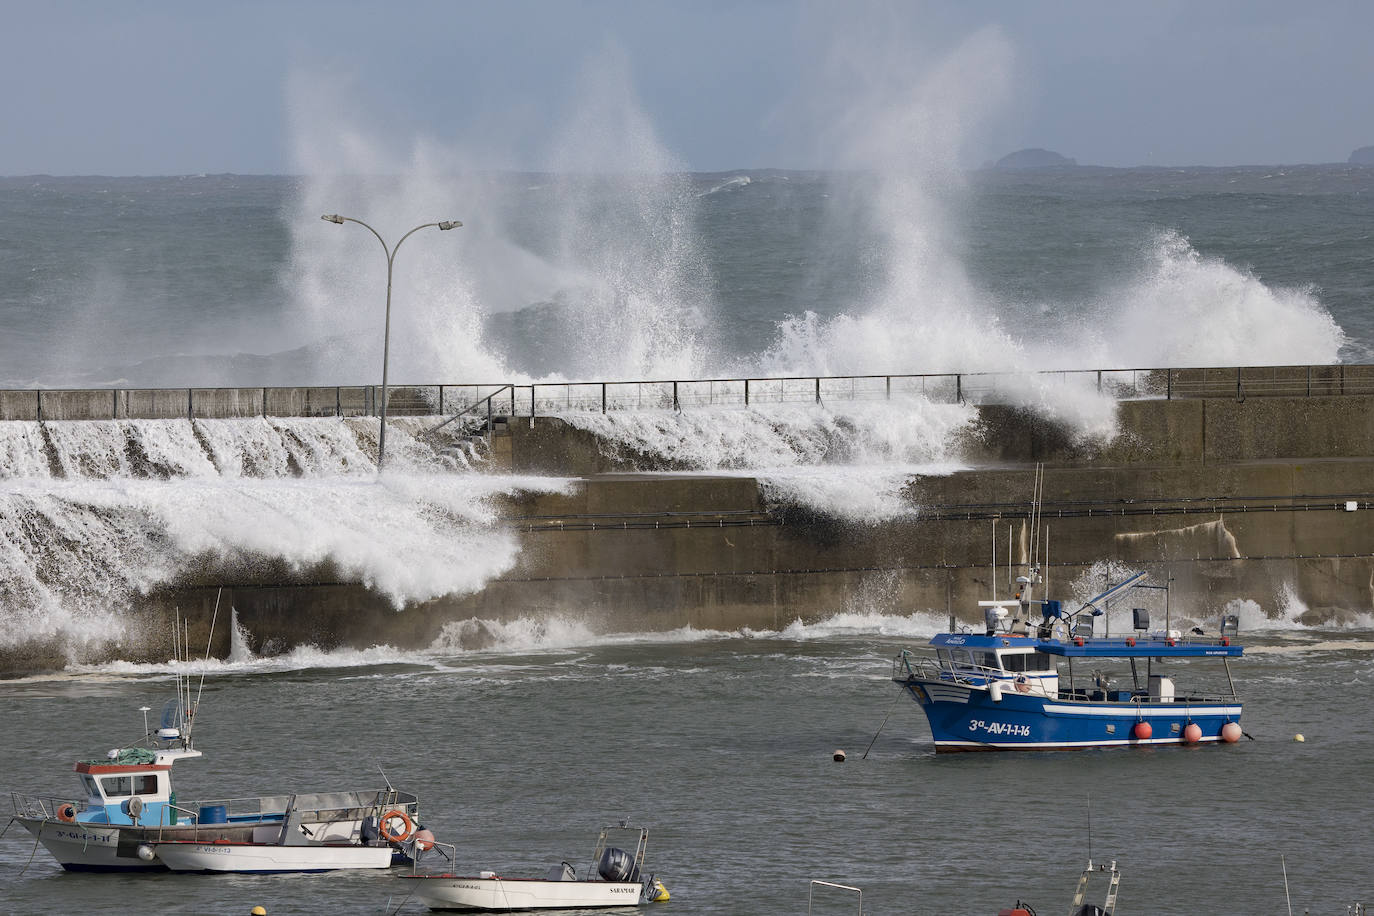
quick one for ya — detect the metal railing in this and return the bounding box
[891,650,1239,703]
[2,363,1370,422]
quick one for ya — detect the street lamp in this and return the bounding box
[321,214,462,470]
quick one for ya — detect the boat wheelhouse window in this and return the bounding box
[1002,652,1055,673]
[936,649,953,667]
[134,774,158,795]
[971,651,999,669]
[101,775,133,798]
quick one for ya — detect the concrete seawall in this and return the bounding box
[2,386,1372,672]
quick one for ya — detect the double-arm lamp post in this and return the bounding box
[321,214,462,470]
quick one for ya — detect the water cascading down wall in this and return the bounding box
[1,370,1372,675]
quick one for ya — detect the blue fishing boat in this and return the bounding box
[892,569,1245,752]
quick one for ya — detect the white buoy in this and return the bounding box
[833,749,846,762]
[1294,734,1306,743]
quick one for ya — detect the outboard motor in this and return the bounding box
[597,847,640,883]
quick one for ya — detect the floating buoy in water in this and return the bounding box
[1295,734,1306,743]
[1132,721,1152,740]
[250,908,267,916]
[1221,722,1243,743]
[1182,722,1202,744]
[649,879,670,902]
[833,749,846,762]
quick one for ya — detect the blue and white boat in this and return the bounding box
[8,648,423,873]
[892,570,1245,752]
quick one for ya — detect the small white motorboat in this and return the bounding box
[399,823,669,911]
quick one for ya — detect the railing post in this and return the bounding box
[744,378,750,406]
[886,376,891,400]
[956,374,963,404]
[1166,369,1172,400]
[1236,367,1243,401]
[531,385,536,419]
[188,388,193,419]
[439,385,444,415]
[814,377,820,404]
[510,385,515,416]
[1097,370,1102,393]
[673,381,679,411]
[602,382,607,414]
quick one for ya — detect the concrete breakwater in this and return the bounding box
[1,383,1372,674]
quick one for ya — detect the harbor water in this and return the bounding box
[2,615,1370,914]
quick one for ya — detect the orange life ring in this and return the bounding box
[379,809,415,843]
[57,803,77,823]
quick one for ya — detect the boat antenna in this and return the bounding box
[172,608,184,728]
[991,518,997,601]
[378,763,395,793]
[190,588,222,743]
[1044,524,1050,599]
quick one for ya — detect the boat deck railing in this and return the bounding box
[404,839,460,876]
[10,792,81,820]
[893,650,1240,704]
[148,788,418,840]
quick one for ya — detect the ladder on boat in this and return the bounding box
[1068,860,1119,915]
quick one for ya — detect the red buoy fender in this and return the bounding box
[1132,721,1152,740]
[1125,637,1135,647]
[56,803,77,822]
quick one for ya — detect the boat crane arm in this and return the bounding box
[1066,571,1149,621]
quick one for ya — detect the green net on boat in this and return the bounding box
[81,747,157,766]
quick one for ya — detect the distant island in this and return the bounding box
[1350,146,1374,165]
[992,148,1078,170]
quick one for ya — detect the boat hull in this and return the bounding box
[401,876,646,911]
[899,678,1242,751]
[152,839,397,873]
[14,817,169,871]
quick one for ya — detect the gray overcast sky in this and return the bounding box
[2,0,1372,175]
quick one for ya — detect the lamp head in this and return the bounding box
[437,220,463,230]
[321,214,345,224]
